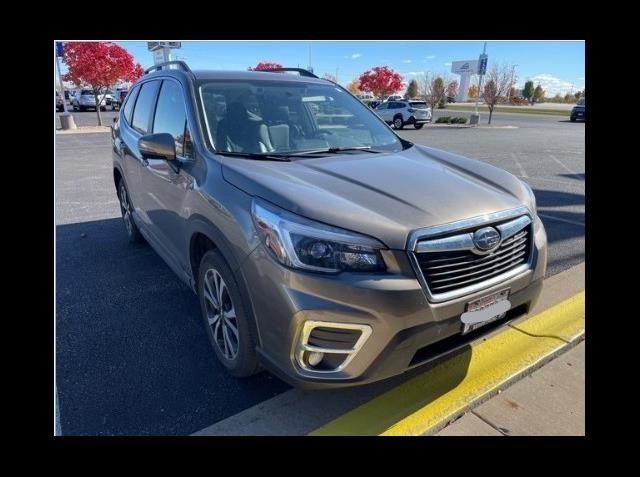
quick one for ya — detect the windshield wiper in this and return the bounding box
[216,151,291,162]
[286,146,383,157]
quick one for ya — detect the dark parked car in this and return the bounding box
[111,62,547,389]
[447,96,456,103]
[56,92,64,112]
[570,98,585,122]
[111,90,129,111]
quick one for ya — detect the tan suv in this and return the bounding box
[112,63,547,389]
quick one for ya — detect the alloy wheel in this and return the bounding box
[203,268,239,361]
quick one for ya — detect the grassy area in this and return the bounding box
[439,105,569,116]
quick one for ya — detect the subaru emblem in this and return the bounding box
[473,227,501,251]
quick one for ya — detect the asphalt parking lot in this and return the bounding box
[55,109,584,435]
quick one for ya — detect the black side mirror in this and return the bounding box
[138,133,176,161]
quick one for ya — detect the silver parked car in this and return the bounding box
[112,63,547,389]
[72,89,108,111]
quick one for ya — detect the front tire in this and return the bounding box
[198,250,260,378]
[414,123,424,129]
[570,116,576,122]
[393,116,404,130]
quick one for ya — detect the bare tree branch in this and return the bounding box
[482,63,516,124]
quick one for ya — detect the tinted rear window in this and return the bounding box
[410,101,428,108]
[81,90,93,95]
[122,87,139,124]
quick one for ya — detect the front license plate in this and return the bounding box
[461,289,511,335]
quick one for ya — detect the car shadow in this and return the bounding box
[56,216,476,435]
[56,217,290,436]
[558,173,585,181]
[531,188,584,244]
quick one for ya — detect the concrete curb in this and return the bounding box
[56,126,110,135]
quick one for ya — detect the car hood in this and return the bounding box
[221,145,531,249]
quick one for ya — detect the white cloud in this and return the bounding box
[444,62,452,66]
[407,71,425,76]
[425,55,436,59]
[401,59,413,63]
[526,73,584,96]
[347,53,362,59]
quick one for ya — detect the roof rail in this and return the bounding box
[144,61,193,76]
[260,67,318,78]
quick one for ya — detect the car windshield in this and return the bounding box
[577,98,585,106]
[198,79,404,156]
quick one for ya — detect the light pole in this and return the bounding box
[56,42,77,130]
[474,41,487,115]
[509,64,518,102]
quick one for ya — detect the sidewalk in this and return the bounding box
[436,340,584,436]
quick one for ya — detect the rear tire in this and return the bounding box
[117,179,144,244]
[198,249,260,378]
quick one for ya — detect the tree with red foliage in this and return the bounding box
[249,62,283,71]
[62,42,143,125]
[357,66,403,99]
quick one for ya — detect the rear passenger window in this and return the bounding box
[122,86,139,124]
[131,81,160,134]
[152,80,190,158]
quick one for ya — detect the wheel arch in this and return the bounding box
[187,215,243,285]
[187,215,262,347]
[113,166,123,193]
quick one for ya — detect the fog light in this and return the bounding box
[307,351,324,367]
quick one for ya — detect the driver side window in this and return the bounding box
[152,80,193,159]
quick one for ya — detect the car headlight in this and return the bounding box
[251,198,386,273]
[521,180,537,214]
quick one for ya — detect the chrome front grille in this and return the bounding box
[408,208,534,302]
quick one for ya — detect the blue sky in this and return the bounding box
[61,41,585,96]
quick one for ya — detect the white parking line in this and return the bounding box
[538,213,585,227]
[511,153,528,178]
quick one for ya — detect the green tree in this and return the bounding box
[574,91,582,100]
[533,84,545,103]
[523,80,535,104]
[405,79,418,99]
[564,93,573,103]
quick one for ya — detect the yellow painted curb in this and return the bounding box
[309,292,585,436]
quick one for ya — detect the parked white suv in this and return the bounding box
[71,89,108,112]
[374,100,432,129]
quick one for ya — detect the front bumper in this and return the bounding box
[241,216,547,389]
